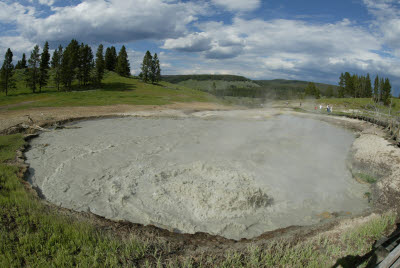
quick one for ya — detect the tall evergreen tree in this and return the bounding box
[27,45,41,93]
[352,74,360,98]
[344,72,353,96]
[60,40,79,90]
[116,45,130,77]
[15,53,27,69]
[304,82,319,98]
[0,48,16,96]
[359,75,366,97]
[380,78,384,102]
[365,73,372,98]
[78,43,93,86]
[373,75,379,102]
[38,41,50,92]
[105,46,117,71]
[338,73,345,98]
[51,45,63,91]
[152,53,161,83]
[141,51,152,83]
[382,78,392,105]
[94,44,105,85]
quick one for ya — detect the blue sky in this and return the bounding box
[1,0,400,95]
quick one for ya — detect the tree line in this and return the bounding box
[338,72,392,105]
[0,40,162,96]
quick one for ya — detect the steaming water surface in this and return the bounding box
[26,114,369,239]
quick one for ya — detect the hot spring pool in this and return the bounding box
[25,115,369,239]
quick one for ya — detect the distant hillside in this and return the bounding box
[162,74,251,83]
[254,79,338,93]
[162,75,339,100]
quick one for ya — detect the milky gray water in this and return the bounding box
[26,114,369,239]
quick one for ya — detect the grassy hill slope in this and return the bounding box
[162,75,339,100]
[255,79,338,93]
[0,71,219,110]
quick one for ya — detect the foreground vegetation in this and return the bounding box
[0,133,397,267]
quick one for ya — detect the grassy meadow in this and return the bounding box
[0,70,219,110]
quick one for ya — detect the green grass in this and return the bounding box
[318,97,400,114]
[0,134,25,162]
[355,173,378,184]
[0,70,220,110]
[178,213,396,267]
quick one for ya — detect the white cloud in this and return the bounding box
[0,36,36,63]
[163,33,212,52]
[364,0,400,55]
[211,0,260,12]
[38,0,55,6]
[160,16,400,88]
[0,2,36,23]
[1,0,206,44]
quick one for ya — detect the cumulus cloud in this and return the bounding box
[364,0,400,55]
[163,33,212,52]
[1,0,205,44]
[38,0,55,6]
[0,35,36,62]
[211,0,260,12]
[0,2,35,23]
[163,17,380,61]
[161,16,400,89]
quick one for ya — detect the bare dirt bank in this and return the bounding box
[0,102,233,134]
[4,105,400,261]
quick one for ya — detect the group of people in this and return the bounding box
[315,104,333,113]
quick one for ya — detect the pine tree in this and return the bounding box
[116,45,130,77]
[60,40,79,90]
[382,78,392,106]
[38,41,50,92]
[380,78,384,102]
[51,45,63,91]
[27,45,41,93]
[21,53,27,69]
[344,72,353,96]
[78,44,93,86]
[352,74,360,98]
[152,53,161,83]
[365,73,372,98]
[15,53,27,69]
[0,48,16,96]
[359,75,366,98]
[373,75,379,102]
[141,51,152,83]
[94,44,105,85]
[305,82,319,98]
[105,46,117,71]
[338,73,345,98]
